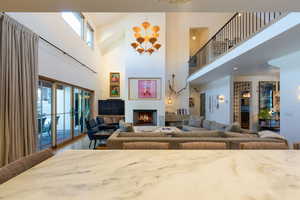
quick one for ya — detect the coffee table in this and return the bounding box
[133,126,182,133]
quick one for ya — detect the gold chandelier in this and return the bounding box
[131,21,162,55]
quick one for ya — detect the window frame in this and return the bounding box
[86,22,95,49]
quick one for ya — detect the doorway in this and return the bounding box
[240,91,251,129]
[200,93,206,117]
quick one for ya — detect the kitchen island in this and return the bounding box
[0,150,300,200]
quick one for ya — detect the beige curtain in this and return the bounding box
[0,14,39,167]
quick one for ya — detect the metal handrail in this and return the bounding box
[189,12,283,74]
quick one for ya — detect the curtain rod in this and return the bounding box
[39,37,97,74]
[1,12,97,74]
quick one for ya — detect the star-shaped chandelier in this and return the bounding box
[131,21,162,55]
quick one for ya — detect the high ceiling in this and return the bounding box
[85,13,128,28]
[1,0,300,12]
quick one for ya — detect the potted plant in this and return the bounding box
[258,109,273,127]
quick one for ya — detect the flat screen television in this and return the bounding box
[98,99,125,115]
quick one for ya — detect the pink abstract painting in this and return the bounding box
[138,80,157,98]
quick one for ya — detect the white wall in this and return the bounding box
[95,13,166,124]
[199,76,232,124]
[234,74,280,131]
[99,44,126,100]
[8,13,102,115]
[269,51,300,143]
[124,13,166,125]
[165,12,234,113]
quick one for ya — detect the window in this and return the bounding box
[62,12,84,38]
[86,23,94,48]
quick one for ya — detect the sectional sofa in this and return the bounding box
[107,118,287,149]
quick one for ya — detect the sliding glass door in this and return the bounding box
[73,88,83,137]
[73,89,92,136]
[37,78,93,149]
[82,91,92,130]
[37,80,53,150]
[56,84,72,144]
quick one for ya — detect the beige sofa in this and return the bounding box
[107,129,288,149]
[182,118,256,134]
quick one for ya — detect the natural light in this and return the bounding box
[61,12,82,37]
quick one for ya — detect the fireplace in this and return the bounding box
[133,110,157,126]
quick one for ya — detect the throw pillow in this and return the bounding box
[225,122,242,133]
[258,131,285,140]
[188,119,202,127]
[119,120,133,132]
[202,120,212,130]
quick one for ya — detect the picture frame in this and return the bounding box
[110,72,120,97]
[110,85,120,97]
[110,72,120,85]
[128,78,161,100]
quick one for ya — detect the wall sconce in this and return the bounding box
[167,97,173,104]
[218,95,225,103]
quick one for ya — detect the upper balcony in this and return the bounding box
[188,12,283,76]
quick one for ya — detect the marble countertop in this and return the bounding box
[1,150,300,200]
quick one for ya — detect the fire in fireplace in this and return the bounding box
[138,112,153,123]
[133,110,157,126]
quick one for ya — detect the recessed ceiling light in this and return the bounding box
[233,67,238,71]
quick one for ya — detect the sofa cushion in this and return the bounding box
[123,142,169,149]
[239,142,288,149]
[182,125,208,132]
[202,120,212,130]
[188,116,204,127]
[118,132,166,137]
[179,142,227,149]
[258,130,285,140]
[174,131,225,138]
[225,132,258,138]
[225,122,242,133]
[210,121,227,131]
